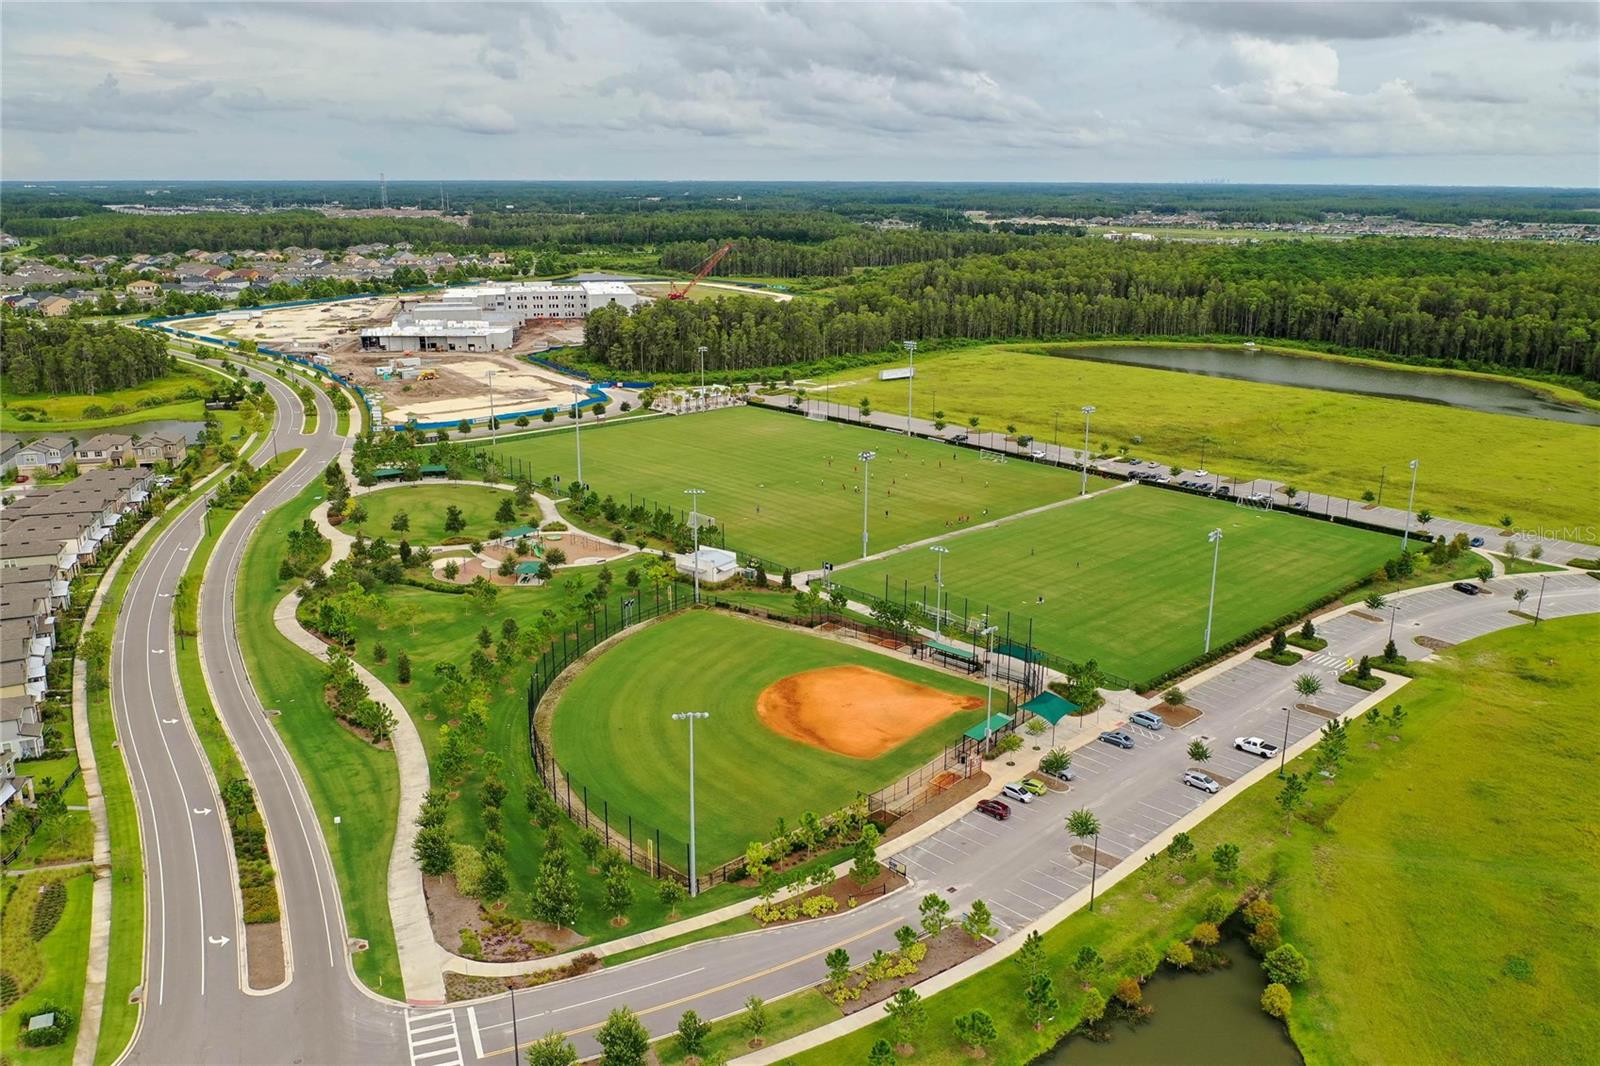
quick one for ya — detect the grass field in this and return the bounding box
[819,345,1600,540]
[465,405,1108,569]
[1,365,212,432]
[795,615,1599,1066]
[0,870,93,1066]
[549,610,991,863]
[236,477,402,995]
[837,486,1398,684]
[355,484,530,545]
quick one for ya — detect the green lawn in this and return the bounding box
[355,484,531,545]
[348,577,807,945]
[550,610,989,864]
[819,345,1600,541]
[0,870,94,1066]
[1,365,212,432]
[461,405,1108,570]
[795,615,1600,1066]
[236,477,402,996]
[837,487,1398,685]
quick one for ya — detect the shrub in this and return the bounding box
[1114,977,1143,1007]
[1163,685,1185,706]
[29,880,67,941]
[1165,941,1195,969]
[17,1002,73,1047]
[1191,921,1221,947]
[1202,893,1232,924]
[1264,943,1311,985]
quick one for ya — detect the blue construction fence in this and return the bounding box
[527,347,652,391]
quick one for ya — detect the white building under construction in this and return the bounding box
[360,281,638,353]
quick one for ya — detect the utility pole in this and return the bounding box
[1400,459,1420,552]
[671,712,710,895]
[1080,405,1096,496]
[902,340,917,435]
[1203,528,1223,652]
[685,488,705,605]
[858,450,875,558]
[697,345,708,400]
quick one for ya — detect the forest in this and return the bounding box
[0,308,173,395]
[584,239,1600,382]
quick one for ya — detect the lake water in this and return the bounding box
[1054,346,1600,427]
[1035,931,1302,1066]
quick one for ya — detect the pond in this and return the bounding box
[103,418,208,443]
[1035,930,1301,1066]
[1053,346,1600,427]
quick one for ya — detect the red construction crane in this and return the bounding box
[668,242,734,299]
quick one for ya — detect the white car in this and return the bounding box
[1193,469,1209,478]
[1234,736,1279,758]
[1001,783,1034,804]
[1030,449,1047,459]
[1183,770,1220,794]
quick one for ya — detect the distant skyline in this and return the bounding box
[3,2,1597,186]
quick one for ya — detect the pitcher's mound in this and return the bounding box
[757,665,982,760]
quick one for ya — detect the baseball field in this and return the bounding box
[466,405,1113,569]
[835,484,1400,685]
[546,610,993,864]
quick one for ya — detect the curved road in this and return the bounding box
[111,363,1600,1064]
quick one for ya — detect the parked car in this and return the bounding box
[1469,536,1485,547]
[1128,710,1166,731]
[1214,486,1233,498]
[1234,736,1279,758]
[1452,581,1481,595]
[1001,782,1034,803]
[1289,500,1308,510]
[1183,770,1221,794]
[1030,449,1048,460]
[950,432,969,443]
[1099,730,1136,750]
[1044,763,1075,782]
[1194,469,1209,478]
[976,798,1011,821]
[1021,778,1049,796]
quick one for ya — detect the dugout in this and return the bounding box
[926,638,982,674]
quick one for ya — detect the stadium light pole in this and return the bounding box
[1203,528,1223,652]
[902,340,917,435]
[858,450,876,559]
[684,488,706,605]
[980,624,999,751]
[930,545,949,629]
[671,712,711,895]
[572,385,585,488]
[697,345,708,399]
[1400,459,1420,552]
[484,369,498,443]
[1079,405,1096,496]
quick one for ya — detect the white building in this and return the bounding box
[437,281,639,318]
[360,317,514,353]
[362,281,637,353]
[674,546,740,585]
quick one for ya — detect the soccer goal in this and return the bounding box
[1237,492,1274,511]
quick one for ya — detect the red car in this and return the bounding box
[976,798,1011,821]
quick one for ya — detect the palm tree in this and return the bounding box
[1364,593,1387,611]
[1066,808,1103,910]
[1187,739,1212,765]
[1294,673,1322,701]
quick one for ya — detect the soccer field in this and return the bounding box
[467,406,1109,569]
[835,486,1400,685]
[547,610,991,865]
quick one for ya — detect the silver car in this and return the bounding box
[1183,770,1220,794]
[1001,782,1034,804]
[1129,710,1165,731]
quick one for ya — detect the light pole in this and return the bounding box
[697,345,708,400]
[484,369,498,443]
[572,386,585,488]
[1052,410,1060,453]
[1079,405,1096,496]
[902,340,917,435]
[979,623,999,750]
[1203,528,1223,652]
[1279,706,1291,777]
[684,488,705,605]
[1533,574,1549,625]
[671,712,710,895]
[509,985,519,1063]
[930,545,949,630]
[1387,601,1398,643]
[1400,459,1420,552]
[858,450,875,559]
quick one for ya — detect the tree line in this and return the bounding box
[659,231,1027,278]
[584,238,1600,382]
[0,308,173,395]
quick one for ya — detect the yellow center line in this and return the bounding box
[480,913,905,1056]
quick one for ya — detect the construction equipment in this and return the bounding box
[668,243,734,300]
[418,368,439,381]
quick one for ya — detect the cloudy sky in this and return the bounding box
[3,1,1596,185]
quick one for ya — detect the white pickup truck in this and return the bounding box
[1234,736,1279,758]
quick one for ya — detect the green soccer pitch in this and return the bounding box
[834,486,1400,686]
[546,610,992,865]
[467,406,1111,569]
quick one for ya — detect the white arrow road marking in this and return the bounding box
[208,935,230,947]
[192,807,213,816]
[152,648,166,654]
[161,718,178,724]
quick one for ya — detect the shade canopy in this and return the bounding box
[1021,690,1081,725]
[963,713,1013,741]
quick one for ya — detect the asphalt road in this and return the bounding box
[112,367,1599,1064]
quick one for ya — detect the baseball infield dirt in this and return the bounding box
[757,665,982,759]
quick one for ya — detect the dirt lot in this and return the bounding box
[757,665,983,759]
